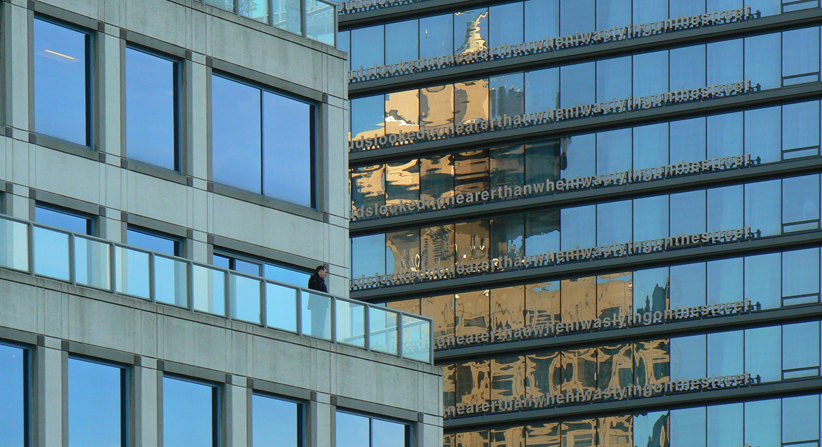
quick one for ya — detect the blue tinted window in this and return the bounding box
[783,322,820,377]
[596,57,631,103]
[263,263,312,288]
[0,344,25,447]
[386,21,418,62]
[707,403,742,447]
[670,334,705,380]
[707,40,742,86]
[263,91,314,207]
[744,33,781,90]
[670,117,705,162]
[633,51,668,98]
[670,45,706,91]
[744,105,781,163]
[782,248,819,300]
[708,113,742,159]
[212,75,315,207]
[127,228,178,256]
[524,0,558,41]
[634,195,668,241]
[489,2,523,48]
[68,358,123,447]
[560,0,594,35]
[126,47,177,171]
[163,376,216,447]
[212,75,262,194]
[420,14,453,58]
[596,200,631,244]
[783,395,820,443]
[252,394,300,447]
[524,68,558,114]
[745,253,781,309]
[745,180,781,236]
[597,0,630,29]
[783,27,820,84]
[596,129,631,174]
[34,18,90,146]
[745,326,781,382]
[633,123,668,170]
[707,331,743,377]
[336,411,407,447]
[745,400,780,447]
[351,25,384,69]
[634,0,667,23]
[560,62,595,108]
[561,205,595,250]
[707,185,742,231]
[670,262,705,308]
[351,96,385,140]
[35,205,92,234]
[670,190,705,236]
[352,234,386,278]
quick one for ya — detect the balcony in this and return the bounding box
[0,214,432,364]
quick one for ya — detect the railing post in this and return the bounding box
[68,233,76,284]
[396,313,403,359]
[186,262,195,311]
[27,223,34,275]
[225,272,232,320]
[296,289,303,335]
[260,279,267,328]
[364,304,371,351]
[330,295,336,343]
[149,253,156,303]
[109,243,117,293]
[300,0,307,38]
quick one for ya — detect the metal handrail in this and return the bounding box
[0,214,433,364]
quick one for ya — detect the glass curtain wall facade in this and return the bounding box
[342,0,822,445]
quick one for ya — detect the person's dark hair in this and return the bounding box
[314,265,327,274]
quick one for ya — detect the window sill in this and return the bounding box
[30,133,99,162]
[121,159,187,186]
[211,183,323,221]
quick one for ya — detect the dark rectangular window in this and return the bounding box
[252,394,302,446]
[125,47,179,171]
[68,357,125,447]
[163,376,218,447]
[33,17,91,147]
[211,74,315,208]
[0,343,26,447]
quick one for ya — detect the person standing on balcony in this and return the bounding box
[307,265,329,337]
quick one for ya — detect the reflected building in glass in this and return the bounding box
[343,0,822,445]
[0,0,442,446]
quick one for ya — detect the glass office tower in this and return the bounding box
[343,0,822,445]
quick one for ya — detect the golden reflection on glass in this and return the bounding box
[445,433,457,447]
[422,294,455,341]
[491,286,525,331]
[385,89,420,135]
[598,416,632,447]
[525,141,564,184]
[454,10,488,54]
[526,282,561,327]
[457,430,490,447]
[386,230,421,275]
[386,298,421,315]
[456,79,490,125]
[561,277,596,322]
[350,165,385,214]
[561,420,596,447]
[491,145,525,189]
[456,359,491,405]
[421,225,455,271]
[420,85,455,130]
[634,339,671,386]
[420,155,455,202]
[456,221,489,264]
[491,427,525,447]
[597,272,632,319]
[526,352,561,397]
[456,289,490,336]
[455,150,491,196]
[597,344,633,391]
[386,160,420,206]
[562,348,597,393]
[442,363,456,408]
[526,423,560,447]
[491,355,525,401]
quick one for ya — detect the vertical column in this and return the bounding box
[225,378,247,447]
[33,339,63,447]
[100,27,123,243]
[131,360,159,447]
[5,3,31,221]
[187,55,210,265]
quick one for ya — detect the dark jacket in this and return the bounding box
[308,274,327,293]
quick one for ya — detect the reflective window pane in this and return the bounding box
[163,376,216,447]
[252,394,300,447]
[0,344,25,447]
[262,92,314,207]
[212,75,262,194]
[126,47,177,170]
[68,358,123,447]
[34,18,89,146]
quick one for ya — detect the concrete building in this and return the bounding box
[0,0,442,446]
[342,0,822,445]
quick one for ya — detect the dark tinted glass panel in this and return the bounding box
[492,216,524,259]
[34,18,89,146]
[163,376,215,447]
[126,47,177,170]
[212,75,262,194]
[525,211,559,256]
[0,344,25,447]
[263,92,313,207]
[68,358,123,447]
[252,394,299,447]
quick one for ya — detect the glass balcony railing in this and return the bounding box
[0,214,432,364]
[200,0,337,47]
